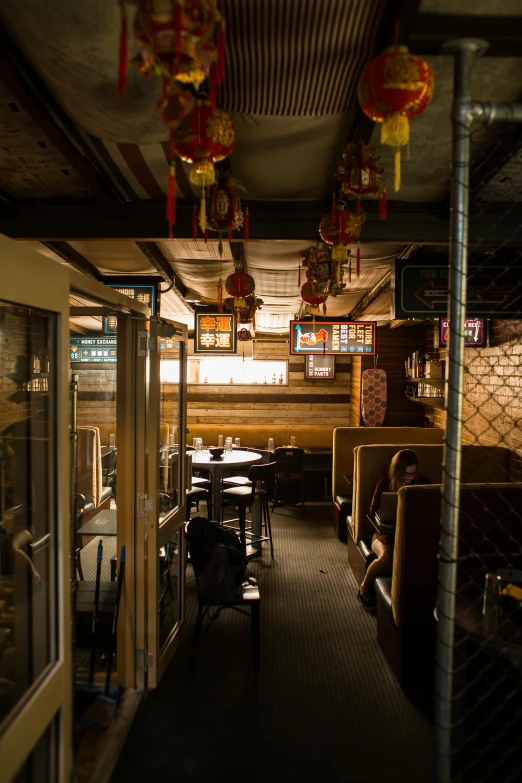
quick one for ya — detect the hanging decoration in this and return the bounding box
[170,101,236,237]
[357,46,434,192]
[196,174,248,253]
[300,245,346,298]
[224,295,263,324]
[225,267,255,308]
[319,205,366,275]
[237,328,251,341]
[300,281,327,317]
[335,142,387,220]
[120,0,226,98]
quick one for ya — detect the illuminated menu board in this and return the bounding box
[194,313,237,354]
[305,354,335,379]
[290,321,376,355]
[440,318,486,347]
[70,337,117,363]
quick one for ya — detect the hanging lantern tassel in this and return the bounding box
[199,187,206,233]
[331,243,349,262]
[380,113,409,193]
[217,279,223,313]
[356,242,361,278]
[228,214,233,245]
[331,190,336,221]
[355,197,361,214]
[118,1,128,99]
[192,203,198,239]
[244,207,249,242]
[174,0,183,57]
[394,147,401,192]
[379,187,387,221]
[298,264,301,287]
[348,258,352,284]
[166,162,176,239]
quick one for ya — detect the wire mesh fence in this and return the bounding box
[435,43,522,783]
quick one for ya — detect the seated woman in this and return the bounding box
[358,449,430,611]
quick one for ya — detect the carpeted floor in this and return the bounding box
[112,503,435,783]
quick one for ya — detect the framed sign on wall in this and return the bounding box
[194,313,237,354]
[289,320,376,355]
[304,354,335,379]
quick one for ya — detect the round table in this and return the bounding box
[191,449,262,521]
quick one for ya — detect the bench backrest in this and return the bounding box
[353,443,511,542]
[392,483,522,629]
[187,425,334,451]
[332,427,443,502]
[77,426,103,507]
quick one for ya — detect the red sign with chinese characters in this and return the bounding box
[194,313,237,354]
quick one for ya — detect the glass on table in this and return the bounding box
[268,437,275,452]
[235,438,241,448]
[109,433,116,449]
[196,438,203,452]
[225,437,233,451]
[218,434,224,448]
[193,437,197,448]
[290,436,296,448]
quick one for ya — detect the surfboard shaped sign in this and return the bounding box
[361,368,387,427]
[289,321,376,355]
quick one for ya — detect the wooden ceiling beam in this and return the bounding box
[1,200,521,244]
[41,241,103,281]
[408,15,522,57]
[347,271,391,321]
[0,26,122,209]
[135,241,187,297]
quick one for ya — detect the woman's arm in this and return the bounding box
[370,477,386,515]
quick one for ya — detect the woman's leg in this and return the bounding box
[360,538,393,596]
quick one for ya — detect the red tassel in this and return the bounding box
[379,188,387,221]
[166,163,176,238]
[355,197,361,214]
[209,62,217,109]
[228,224,233,245]
[331,190,336,221]
[217,279,223,313]
[192,203,198,239]
[175,1,183,58]
[348,259,352,284]
[217,25,226,84]
[118,1,128,99]
[298,264,301,286]
[204,228,208,243]
[356,243,361,278]
[244,207,249,242]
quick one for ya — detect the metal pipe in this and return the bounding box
[436,38,488,783]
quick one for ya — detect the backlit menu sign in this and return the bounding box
[305,354,335,379]
[194,313,237,354]
[290,321,376,355]
[104,284,156,332]
[439,318,486,347]
[70,337,117,363]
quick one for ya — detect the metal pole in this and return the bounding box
[435,38,488,783]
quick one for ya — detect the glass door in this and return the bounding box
[0,240,71,781]
[139,319,187,688]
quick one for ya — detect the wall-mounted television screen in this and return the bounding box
[289,321,376,355]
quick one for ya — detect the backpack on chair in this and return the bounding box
[186,516,248,604]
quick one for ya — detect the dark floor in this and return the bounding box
[113,503,435,783]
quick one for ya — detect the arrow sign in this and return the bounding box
[414,280,448,309]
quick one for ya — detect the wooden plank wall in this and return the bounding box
[351,324,429,427]
[160,340,352,428]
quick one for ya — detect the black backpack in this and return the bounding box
[186,516,248,603]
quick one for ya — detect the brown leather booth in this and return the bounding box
[331,427,444,542]
[186,425,334,451]
[375,482,522,710]
[77,426,112,522]
[349,443,511,585]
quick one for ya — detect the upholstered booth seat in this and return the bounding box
[331,427,444,542]
[187,425,334,451]
[77,426,112,521]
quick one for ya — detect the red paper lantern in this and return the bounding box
[173,102,236,187]
[319,207,366,270]
[122,0,226,96]
[225,270,255,308]
[358,46,434,191]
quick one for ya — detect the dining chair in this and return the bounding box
[221,462,275,557]
[273,447,305,509]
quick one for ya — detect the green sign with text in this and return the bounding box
[393,258,522,318]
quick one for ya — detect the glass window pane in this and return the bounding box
[0,302,57,727]
[159,533,182,649]
[13,713,58,783]
[160,340,181,523]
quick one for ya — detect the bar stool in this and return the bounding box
[221,462,275,557]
